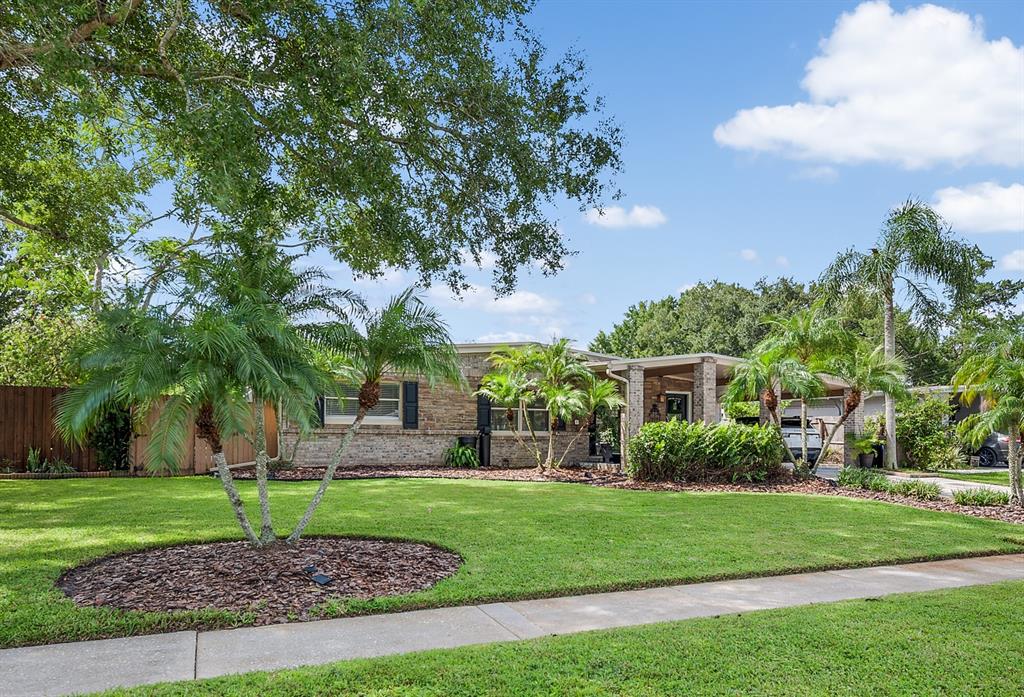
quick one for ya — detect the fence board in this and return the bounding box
[1,386,276,474]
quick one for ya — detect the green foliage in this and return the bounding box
[590,278,811,358]
[0,315,95,386]
[837,468,940,501]
[87,407,132,471]
[2,0,621,298]
[895,396,964,470]
[953,488,1010,507]
[626,420,785,483]
[25,447,43,473]
[443,442,480,469]
[723,401,760,419]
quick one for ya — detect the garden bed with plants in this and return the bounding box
[58,538,461,625]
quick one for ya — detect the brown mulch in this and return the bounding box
[57,538,462,625]
[237,464,1024,526]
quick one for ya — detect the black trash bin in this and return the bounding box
[457,435,478,449]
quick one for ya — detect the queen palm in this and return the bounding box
[724,344,824,465]
[477,371,543,467]
[953,324,1024,506]
[55,298,325,547]
[811,344,907,473]
[554,370,625,468]
[287,288,464,542]
[761,307,849,463]
[818,200,987,469]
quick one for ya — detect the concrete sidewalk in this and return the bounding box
[886,473,1011,498]
[2,554,1023,697]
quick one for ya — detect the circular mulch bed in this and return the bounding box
[57,538,462,624]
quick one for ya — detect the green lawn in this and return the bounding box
[898,468,1012,486]
[100,581,1024,696]
[1,477,1022,648]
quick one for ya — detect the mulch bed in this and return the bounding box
[236,464,1024,526]
[57,538,462,625]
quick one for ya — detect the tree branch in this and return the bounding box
[0,207,55,236]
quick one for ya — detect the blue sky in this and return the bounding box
[319,1,1024,346]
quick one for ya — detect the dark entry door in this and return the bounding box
[666,393,690,422]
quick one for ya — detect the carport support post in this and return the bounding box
[843,388,866,467]
[693,357,720,425]
[620,364,645,469]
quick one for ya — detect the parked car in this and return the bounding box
[780,417,823,464]
[975,432,1010,468]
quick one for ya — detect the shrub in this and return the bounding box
[895,396,965,470]
[952,488,1009,507]
[626,421,784,483]
[25,447,44,473]
[43,458,75,474]
[443,441,480,468]
[87,406,132,470]
[837,468,940,501]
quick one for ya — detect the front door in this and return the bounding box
[666,392,690,422]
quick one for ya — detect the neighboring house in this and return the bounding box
[285,343,854,469]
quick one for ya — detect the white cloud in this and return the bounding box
[428,283,559,315]
[584,205,667,229]
[677,283,697,294]
[475,331,539,343]
[795,165,839,181]
[714,2,1024,169]
[579,292,598,305]
[933,182,1024,233]
[740,248,759,262]
[775,255,791,267]
[459,249,498,269]
[1001,249,1024,272]
[352,266,406,287]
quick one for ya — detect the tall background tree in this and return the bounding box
[1,0,621,310]
[817,200,989,469]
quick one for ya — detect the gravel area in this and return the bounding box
[58,538,462,625]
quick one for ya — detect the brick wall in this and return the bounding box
[641,375,692,424]
[282,352,589,469]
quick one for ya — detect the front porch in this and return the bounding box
[590,353,856,467]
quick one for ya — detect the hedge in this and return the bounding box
[626,420,785,483]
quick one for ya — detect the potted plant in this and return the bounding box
[847,432,881,468]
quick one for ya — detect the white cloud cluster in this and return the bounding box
[739,248,759,262]
[1001,250,1024,272]
[714,1,1024,169]
[428,283,559,315]
[933,182,1024,234]
[584,205,667,229]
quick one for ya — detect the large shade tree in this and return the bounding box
[953,323,1024,506]
[817,200,989,469]
[2,0,621,303]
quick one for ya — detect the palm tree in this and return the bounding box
[761,307,849,463]
[953,324,1024,506]
[554,370,624,468]
[55,300,324,547]
[287,288,464,542]
[818,200,988,469]
[478,340,621,471]
[811,344,908,472]
[724,344,824,464]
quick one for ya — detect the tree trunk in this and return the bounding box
[211,449,261,545]
[555,416,592,469]
[252,404,275,544]
[91,253,107,312]
[882,282,898,470]
[800,398,809,464]
[1009,426,1022,507]
[813,413,850,472]
[546,411,556,469]
[763,387,798,466]
[287,409,366,543]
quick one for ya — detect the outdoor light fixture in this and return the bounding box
[648,403,661,421]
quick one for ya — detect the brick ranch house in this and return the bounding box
[284,343,855,469]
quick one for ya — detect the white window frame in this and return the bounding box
[665,391,692,423]
[491,402,551,435]
[324,382,402,425]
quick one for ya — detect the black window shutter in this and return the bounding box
[402,381,419,429]
[314,395,325,428]
[476,392,491,430]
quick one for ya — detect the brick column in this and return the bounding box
[619,365,645,469]
[843,388,865,467]
[692,357,720,425]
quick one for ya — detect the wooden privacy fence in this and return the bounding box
[0,385,277,475]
